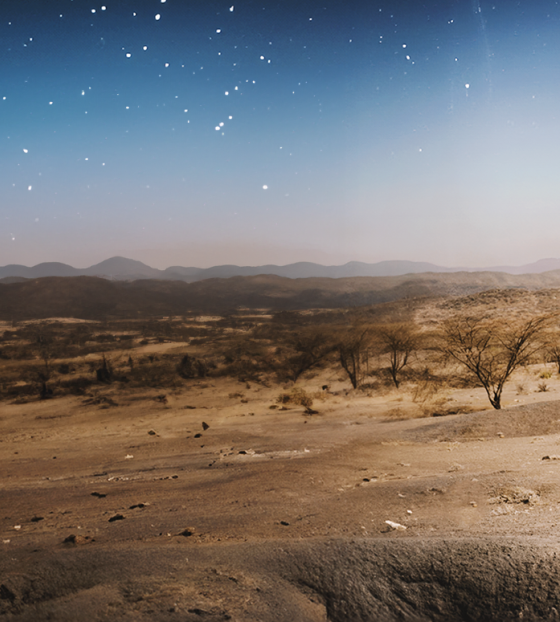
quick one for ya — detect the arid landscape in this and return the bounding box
[4,274,560,620]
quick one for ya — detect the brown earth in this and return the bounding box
[4,372,560,620]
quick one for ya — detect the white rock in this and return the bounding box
[385,520,407,531]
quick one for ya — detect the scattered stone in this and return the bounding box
[108,514,125,522]
[542,455,560,460]
[13,525,21,531]
[91,492,106,498]
[488,486,539,506]
[239,450,247,455]
[363,478,370,482]
[125,454,134,459]
[129,503,148,509]
[407,510,413,515]
[148,429,157,436]
[194,433,202,439]
[30,516,44,522]
[202,421,210,431]
[280,521,290,526]
[497,432,505,438]
[470,501,478,507]
[385,520,407,531]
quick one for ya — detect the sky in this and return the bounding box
[2,0,560,269]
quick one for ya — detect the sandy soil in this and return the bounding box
[3,375,560,620]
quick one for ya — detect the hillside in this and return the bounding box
[3,270,560,320]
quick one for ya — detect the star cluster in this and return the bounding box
[2,1,560,267]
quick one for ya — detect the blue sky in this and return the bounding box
[2,0,560,268]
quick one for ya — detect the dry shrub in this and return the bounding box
[57,375,96,395]
[276,387,316,413]
[128,359,183,388]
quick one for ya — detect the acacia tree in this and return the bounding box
[277,328,335,384]
[442,314,551,410]
[378,323,419,388]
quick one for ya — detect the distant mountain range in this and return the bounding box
[3,256,560,282]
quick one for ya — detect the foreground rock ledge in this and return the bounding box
[1,537,560,621]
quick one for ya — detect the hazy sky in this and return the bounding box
[2,0,560,269]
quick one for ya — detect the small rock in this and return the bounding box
[202,422,209,431]
[280,521,290,526]
[125,454,134,460]
[63,534,89,545]
[30,516,44,522]
[179,528,194,537]
[13,525,21,531]
[542,455,560,460]
[448,463,464,472]
[108,514,125,522]
[194,433,202,439]
[129,503,147,509]
[497,432,504,438]
[148,430,157,436]
[385,520,407,531]
[470,501,478,507]
[407,510,413,515]
[91,492,107,498]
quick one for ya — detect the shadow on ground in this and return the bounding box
[2,537,560,621]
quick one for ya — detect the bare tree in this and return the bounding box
[442,314,551,410]
[378,323,419,388]
[547,341,560,374]
[336,324,371,389]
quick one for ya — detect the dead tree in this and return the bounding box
[336,325,371,389]
[378,323,419,389]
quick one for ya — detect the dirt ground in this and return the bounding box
[4,368,560,620]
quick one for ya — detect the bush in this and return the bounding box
[96,356,114,383]
[177,354,208,379]
[276,387,317,413]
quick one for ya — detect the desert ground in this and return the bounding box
[3,290,560,620]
